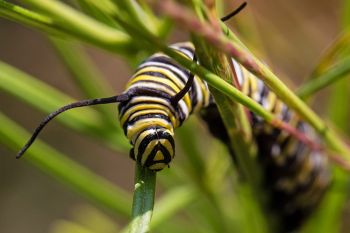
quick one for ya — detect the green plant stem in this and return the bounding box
[297,56,350,99]
[0,112,131,217]
[129,163,156,233]
[14,0,132,53]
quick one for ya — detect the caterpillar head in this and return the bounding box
[130,128,175,171]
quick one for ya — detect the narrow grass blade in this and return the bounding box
[327,80,350,132]
[297,56,350,99]
[0,112,131,217]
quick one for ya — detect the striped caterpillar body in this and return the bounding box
[118,42,211,171]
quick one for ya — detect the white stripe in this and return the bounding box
[253,79,264,102]
[232,59,244,86]
[262,96,271,110]
[178,100,189,119]
[193,79,203,112]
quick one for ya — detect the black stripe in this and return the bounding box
[258,84,269,105]
[189,81,198,113]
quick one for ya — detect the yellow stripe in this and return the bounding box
[120,104,177,127]
[241,69,249,95]
[134,129,153,158]
[127,118,173,141]
[159,139,174,158]
[141,140,158,164]
[249,75,258,97]
[154,150,165,161]
[265,92,277,112]
[127,96,175,113]
[273,101,284,117]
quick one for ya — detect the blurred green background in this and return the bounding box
[0,0,349,233]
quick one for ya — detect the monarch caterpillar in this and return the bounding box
[16,3,330,231]
[17,40,331,230]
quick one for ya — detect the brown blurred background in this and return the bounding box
[0,0,344,232]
